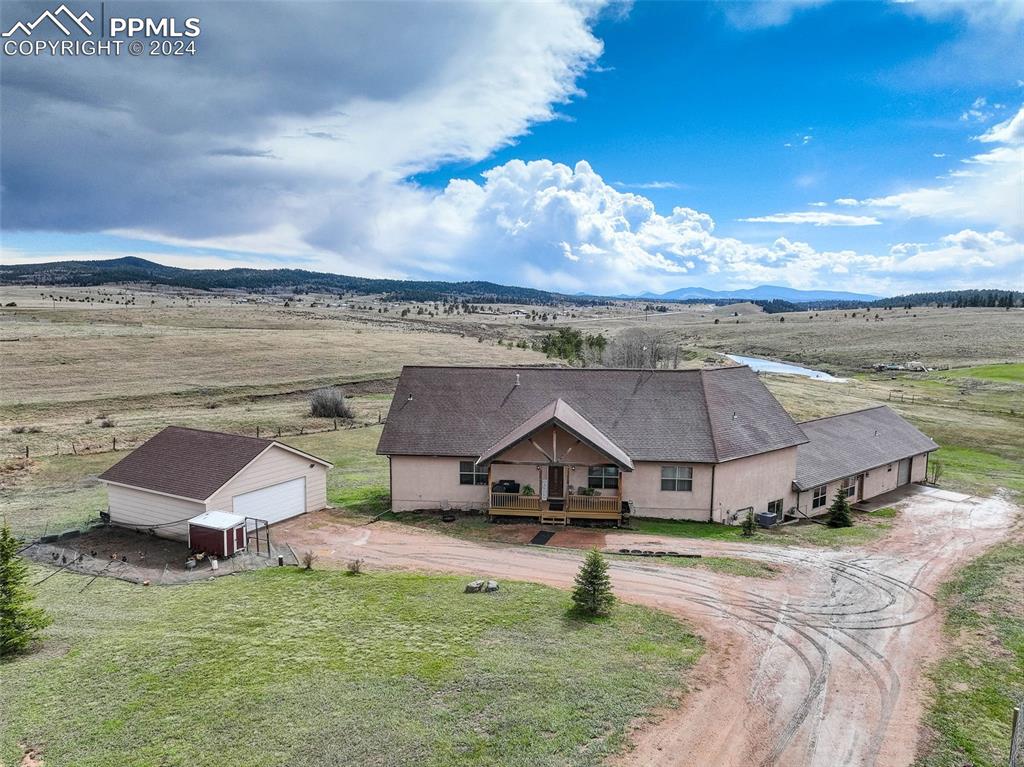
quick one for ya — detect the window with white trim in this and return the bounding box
[459,461,489,485]
[588,465,619,490]
[660,466,693,491]
[812,486,827,509]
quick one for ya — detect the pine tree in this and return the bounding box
[571,549,615,617]
[0,524,51,657]
[827,489,854,529]
[741,508,757,537]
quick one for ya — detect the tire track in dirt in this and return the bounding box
[275,488,1020,767]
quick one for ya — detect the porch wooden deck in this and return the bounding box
[487,492,622,525]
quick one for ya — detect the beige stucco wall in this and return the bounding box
[390,455,489,512]
[207,445,327,515]
[621,462,713,521]
[712,447,799,524]
[795,452,931,517]
[106,484,205,541]
[911,453,928,482]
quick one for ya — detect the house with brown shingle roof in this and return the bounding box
[98,427,332,540]
[377,365,938,524]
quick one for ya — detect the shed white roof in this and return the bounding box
[188,510,246,530]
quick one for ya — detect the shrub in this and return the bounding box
[927,458,944,485]
[521,484,535,497]
[309,387,353,419]
[345,558,364,576]
[10,426,26,434]
[741,508,757,537]
[301,550,317,570]
[827,489,853,528]
[99,417,116,428]
[571,549,615,617]
[0,524,51,657]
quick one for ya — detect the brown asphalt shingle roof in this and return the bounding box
[377,365,808,463]
[98,426,309,501]
[477,398,635,470]
[794,406,939,490]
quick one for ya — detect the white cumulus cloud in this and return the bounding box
[739,211,882,226]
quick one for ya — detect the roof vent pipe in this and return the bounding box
[732,411,737,420]
[407,393,414,402]
[514,373,521,387]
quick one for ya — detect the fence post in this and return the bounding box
[333,418,338,431]
[1011,705,1021,767]
[113,436,117,451]
[24,445,28,458]
[256,425,260,439]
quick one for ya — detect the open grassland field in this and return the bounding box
[915,542,1024,767]
[558,304,1024,375]
[2,286,1021,537]
[0,567,702,767]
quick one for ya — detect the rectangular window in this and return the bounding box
[842,476,857,498]
[767,498,783,516]
[660,466,693,492]
[812,486,827,509]
[459,460,488,485]
[587,465,619,490]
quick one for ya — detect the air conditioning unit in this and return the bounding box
[756,511,777,528]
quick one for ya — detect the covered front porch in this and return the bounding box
[478,398,632,525]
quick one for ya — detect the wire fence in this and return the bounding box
[5,417,384,461]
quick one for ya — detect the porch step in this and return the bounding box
[540,515,567,526]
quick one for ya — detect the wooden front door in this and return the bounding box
[548,465,565,498]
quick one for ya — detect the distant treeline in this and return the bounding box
[753,291,1022,313]
[0,256,606,306]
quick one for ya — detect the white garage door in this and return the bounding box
[233,477,306,526]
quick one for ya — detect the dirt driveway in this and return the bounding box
[275,487,1018,767]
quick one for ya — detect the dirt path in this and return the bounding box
[275,486,1019,767]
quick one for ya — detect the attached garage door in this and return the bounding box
[897,458,911,486]
[232,477,306,526]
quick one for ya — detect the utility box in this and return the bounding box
[755,511,777,528]
[188,511,247,558]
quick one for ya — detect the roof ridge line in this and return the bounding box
[798,404,888,425]
[698,368,721,463]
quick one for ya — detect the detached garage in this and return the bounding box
[98,426,332,541]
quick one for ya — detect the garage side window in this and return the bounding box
[767,498,783,515]
[812,486,827,509]
[459,461,488,485]
[661,466,693,491]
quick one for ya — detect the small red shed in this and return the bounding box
[188,511,247,557]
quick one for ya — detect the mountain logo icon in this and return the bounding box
[2,4,94,37]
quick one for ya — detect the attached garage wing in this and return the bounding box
[232,477,306,526]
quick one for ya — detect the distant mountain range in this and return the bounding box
[634,285,880,302]
[5,256,1014,310]
[0,256,592,305]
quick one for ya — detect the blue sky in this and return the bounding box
[2,0,1022,296]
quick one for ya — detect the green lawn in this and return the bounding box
[1,567,702,767]
[915,543,1024,767]
[607,552,780,579]
[932,446,1024,500]
[938,363,1024,384]
[630,512,897,548]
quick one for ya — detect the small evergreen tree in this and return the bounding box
[741,508,757,537]
[571,549,615,617]
[827,489,854,528]
[0,524,51,657]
